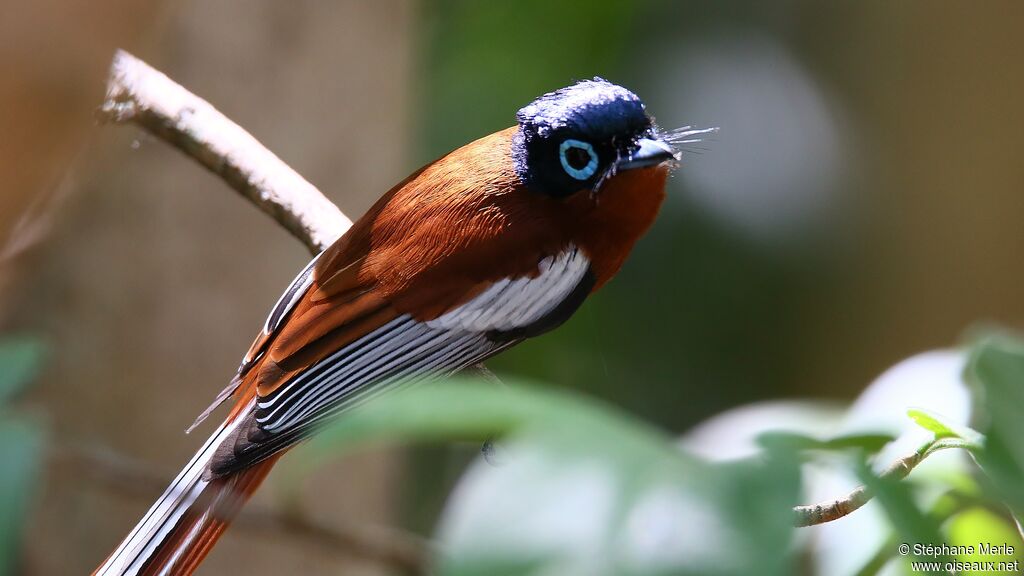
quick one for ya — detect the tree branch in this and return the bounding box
[97,49,351,254]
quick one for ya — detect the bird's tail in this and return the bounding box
[94,401,278,576]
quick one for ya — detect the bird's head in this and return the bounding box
[512,78,677,198]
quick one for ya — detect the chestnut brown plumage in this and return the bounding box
[95,78,678,576]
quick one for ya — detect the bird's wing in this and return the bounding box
[206,242,593,476]
[186,248,328,433]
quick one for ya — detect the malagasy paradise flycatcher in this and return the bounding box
[95,78,708,575]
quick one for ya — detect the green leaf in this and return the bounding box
[907,409,954,437]
[907,408,984,447]
[434,428,799,576]
[757,431,894,454]
[709,446,801,576]
[946,507,1024,573]
[0,337,44,406]
[290,377,799,576]
[0,415,44,576]
[292,377,685,478]
[966,332,1024,519]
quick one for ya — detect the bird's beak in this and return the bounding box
[616,138,678,171]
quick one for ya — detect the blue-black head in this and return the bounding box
[512,78,676,198]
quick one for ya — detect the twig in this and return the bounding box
[56,442,429,572]
[793,450,924,527]
[792,437,976,527]
[97,50,351,254]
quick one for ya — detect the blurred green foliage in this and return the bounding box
[0,339,44,405]
[947,508,1024,575]
[287,329,1024,575]
[967,332,1024,534]
[298,378,800,576]
[0,337,45,576]
[756,430,894,453]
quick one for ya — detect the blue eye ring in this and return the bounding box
[559,139,599,180]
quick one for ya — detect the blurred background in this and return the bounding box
[1,1,1023,574]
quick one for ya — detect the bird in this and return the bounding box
[95,77,694,575]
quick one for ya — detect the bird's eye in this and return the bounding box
[558,139,599,180]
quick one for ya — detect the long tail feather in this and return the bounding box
[94,400,278,576]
